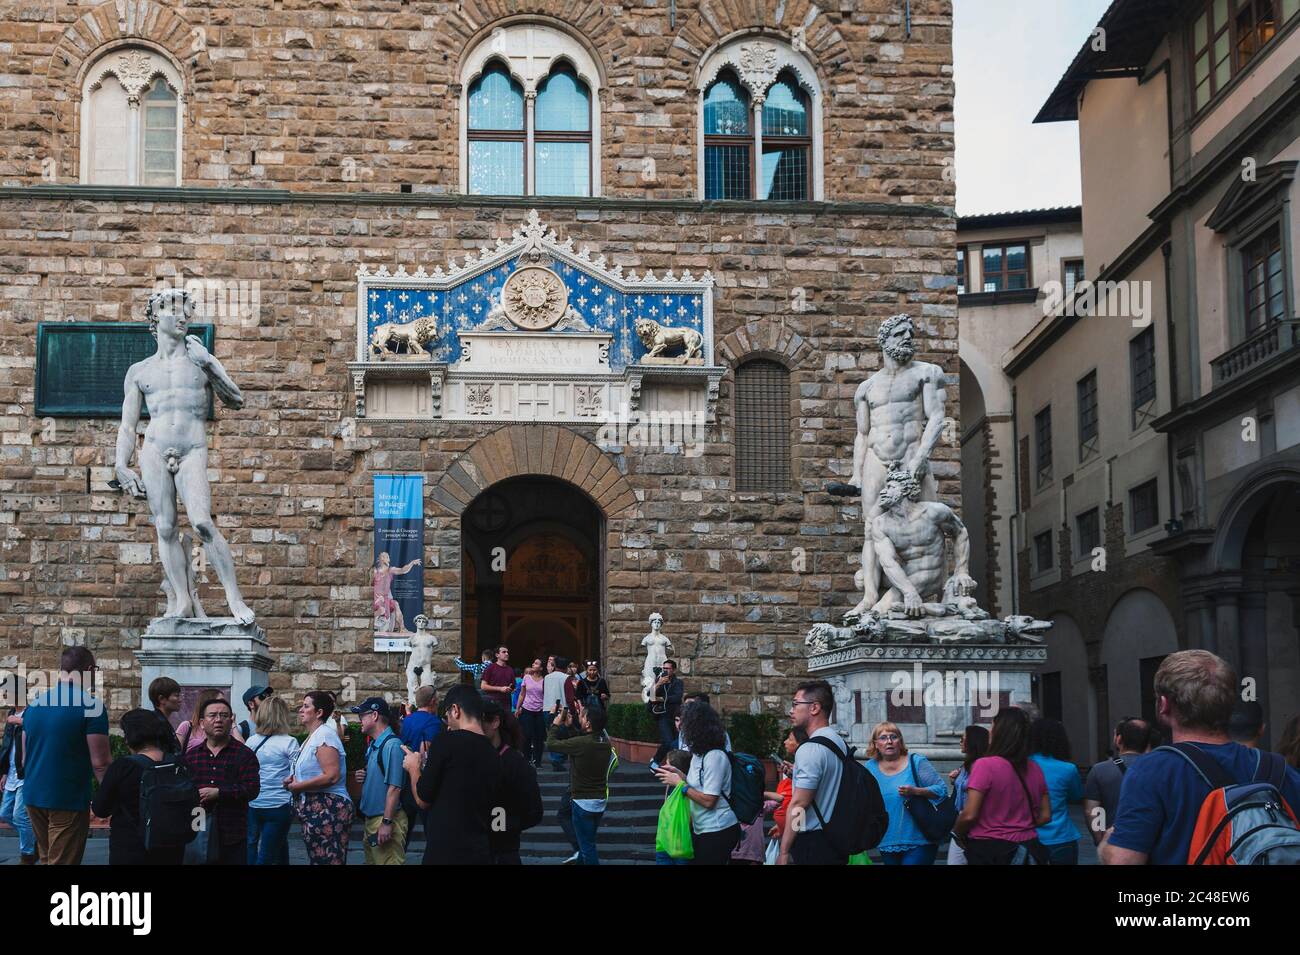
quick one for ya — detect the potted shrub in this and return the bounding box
[606,702,660,763]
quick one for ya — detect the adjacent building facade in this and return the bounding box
[988,0,1300,760]
[0,1,957,718]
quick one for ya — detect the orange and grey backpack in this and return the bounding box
[1160,742,1300,865]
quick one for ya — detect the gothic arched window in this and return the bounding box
[80,47,183,186]
[760,72,811,200]
[468,62,526,195]
[460,23,604,197]
[703,70,752,200]
[735,359,792,492]
[534,64,592,197]
[697,38,822,201]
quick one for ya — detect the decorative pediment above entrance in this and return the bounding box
[347,211,724,423]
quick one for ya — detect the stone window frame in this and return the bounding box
[733,357,793,493]
[1128,477,1161,536]
[457,20,605,198]
[695,34,825,202]
[1076,368,1099,464]
[1034,403,1053,489]
[1206,161,1296,349]
[78,43,185,186]
[1033,528,1054,573]
[1129,325,1158,431]
[1074,505,1101,561]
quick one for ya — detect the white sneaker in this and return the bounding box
[561,851,581,865]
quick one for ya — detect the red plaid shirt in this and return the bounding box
[182,737,261,844]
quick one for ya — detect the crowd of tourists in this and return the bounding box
[2,645,1298,866]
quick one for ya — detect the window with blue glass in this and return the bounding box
[468,62,525,195]
[703,70,752,200]
[760,73,810,200]
[704,67,812,201]
[534,64,592,197]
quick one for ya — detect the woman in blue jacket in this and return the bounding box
[865,721,948,865]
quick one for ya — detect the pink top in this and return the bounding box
[966,756,1048,842]
[519,675,546,712]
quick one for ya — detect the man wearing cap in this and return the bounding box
[238,685,272,741]
[352,697,408,864]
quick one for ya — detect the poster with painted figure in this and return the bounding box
[373,474,424,636]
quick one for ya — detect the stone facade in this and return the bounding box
[0,0,956,720]
[2,0,954,203]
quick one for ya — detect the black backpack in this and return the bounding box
[807,736,888,856]
[131,755,200,851]
[375,735,420,819]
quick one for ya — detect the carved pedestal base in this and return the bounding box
[805,641,1048,770]
[136,617,273,729]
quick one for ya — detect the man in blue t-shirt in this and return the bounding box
[1102,649,1300,865]
[400,684,443,752]
[21,647,111,865]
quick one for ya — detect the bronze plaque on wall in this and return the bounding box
[35,322,215,418]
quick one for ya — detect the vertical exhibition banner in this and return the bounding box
[373,475,424,636]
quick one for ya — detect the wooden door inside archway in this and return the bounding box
[462,476,602,673]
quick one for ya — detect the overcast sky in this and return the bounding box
[953,0,1112,216]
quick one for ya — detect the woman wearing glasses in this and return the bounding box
[864,721,948,865]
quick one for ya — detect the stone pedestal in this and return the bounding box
[136,618,273,728]
[807,642,1047,771]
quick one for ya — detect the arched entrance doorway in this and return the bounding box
[462,476,603,669]
[1101,588,1179,741]
[1213,476,1300,748]
[1033,612,1093,760]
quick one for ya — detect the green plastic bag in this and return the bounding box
[848,851,873,865]
[655,783,695,859]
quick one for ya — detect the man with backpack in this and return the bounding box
[352,697,409,864]
[778,680,887,865]
[91,709,199,864]
[1102,650,1300,865]
[1083,717,1151,844]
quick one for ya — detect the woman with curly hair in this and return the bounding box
[653,701,740,865]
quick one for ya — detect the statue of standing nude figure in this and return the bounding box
[114,288,255,625]
[828,314,948,621]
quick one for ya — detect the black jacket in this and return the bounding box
[0,719,23,781]
[489,744,544,855]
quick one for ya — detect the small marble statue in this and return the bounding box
[406,613,438,704]
[828,674,854,738]
[115,289,254,624]
[640,612,674,703]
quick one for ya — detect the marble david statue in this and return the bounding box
[115,288,255,625]
[834,313,948,620]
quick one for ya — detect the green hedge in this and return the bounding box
[606,702,659,743]
[727,712,785,760]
